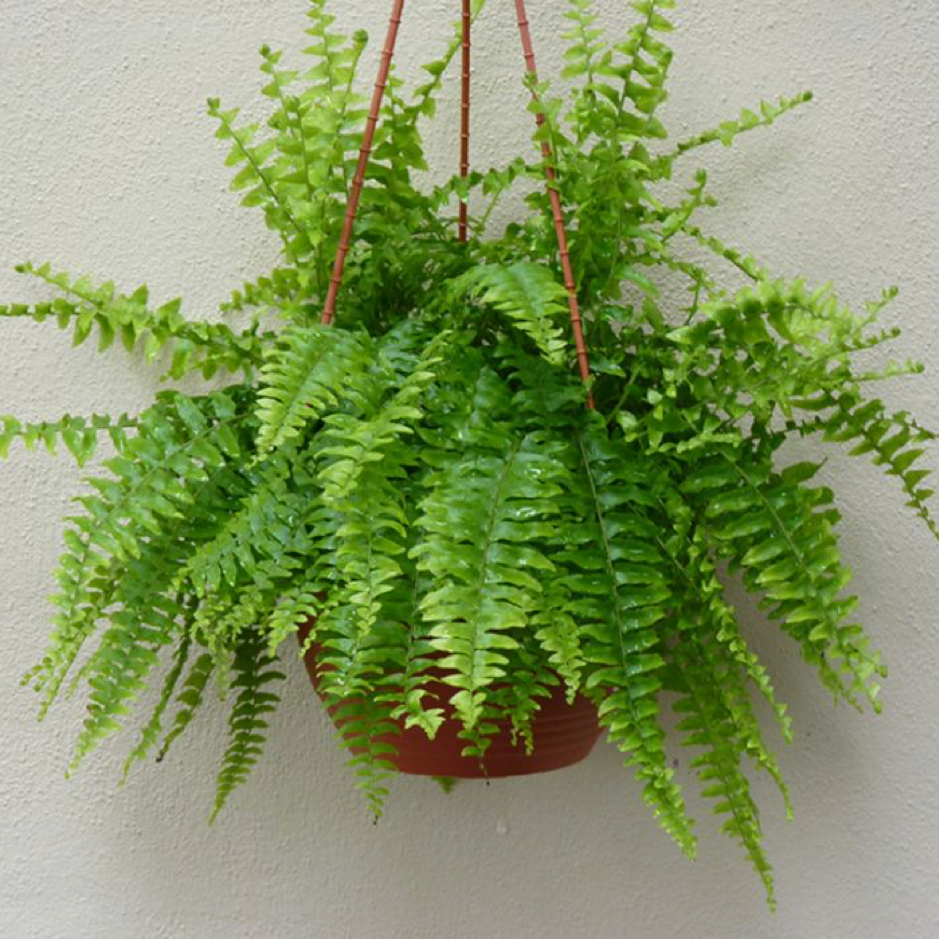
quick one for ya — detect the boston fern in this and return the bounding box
[2,0,935,905]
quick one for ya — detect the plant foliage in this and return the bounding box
[3,0,935,907]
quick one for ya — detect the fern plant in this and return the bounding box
[2,0,935,906]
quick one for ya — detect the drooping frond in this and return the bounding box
[25,391,250,718]
[158,652,215,762]
[61,397,251,772]
[316,336,445,668]
[532,576,586,703]
[570,421,696,857]
[27,393,243,700]
[211,633,285,821]
[686,453,884,709]
[261,507,336,657]
[816,393,939,540]
[672,631,776,906]
[413,431,564,754]
[634,479,792,786]
[121,634,192,781]
[326,694,399,817]
[68,592,182,775]
[657,498,790,904]
[454,262,570,366]
[386,563,446,741]
[307,344,450,810]
[175,458,304,644]
[494,634,558,755]
[255,324,370,453]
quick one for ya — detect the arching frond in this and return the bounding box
[454,262,570,366]
[255,325,370,453]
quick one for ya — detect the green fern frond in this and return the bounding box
[0,413,136,465]
[405,0,488,122]
[7,262,262,377]
[820,394,938,540]
[319,331,446,498]
[672,91,814,158]
[65,402,249,772]
[121,633,192,782]
[158,652,215,762]
[532,579,586,703]
[562,1,606,86]
[669,277,906,434]
[259,30,369,288]
[615,0,676,135]
[265,577,328,657]
[413,432,563,753]
[314,482,406,686]
[680,225,768,283]
[662,511,792,806]
[183,464,327,655]
[385,563,446,740]
[455,262,570,366]
[418,355,516,461]
[494,636,558,754]
[673,635,776,907]
[500,342,588,424]
[311,494,409,814]
[177,462,293,601]
[211,633,285,821]
[303,0,363,97]
[255,324,370,453]
[25,391,248,715]
[300,8,369,199]
[221,266,302,317]
[327,695,399,817]
[687,454,884,710]
[260,502,339,657]
[207,97,304,247]
[260,45,300,132]
[572,422,696,857]
[68,594,182,775]
[314,340,445,682]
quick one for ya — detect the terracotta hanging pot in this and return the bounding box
[298,620,602,779]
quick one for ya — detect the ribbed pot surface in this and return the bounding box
[298,620,601,779]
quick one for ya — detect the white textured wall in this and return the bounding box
[2,2,938,936]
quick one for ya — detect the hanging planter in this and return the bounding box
[296,0,605,781]
[298,619,602,778]
[2,0,936,908]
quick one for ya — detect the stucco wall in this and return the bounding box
[1,2,938,936]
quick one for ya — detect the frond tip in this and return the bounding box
[211,635,285,823]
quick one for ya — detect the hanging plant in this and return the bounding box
[2,0,935,907]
